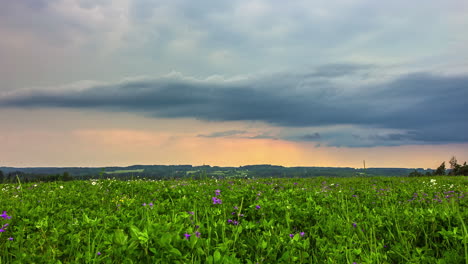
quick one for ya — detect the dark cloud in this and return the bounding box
[246,134,279,140]
[1,67,467,147]
[198,130,246,138]
[298,133,321,141]
[306,63,373,78]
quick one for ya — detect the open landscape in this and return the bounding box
[1,0,468,263]
[1,175,467,263]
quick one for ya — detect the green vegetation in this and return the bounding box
[1,176,467,263]
[0,164,444,183]
[105,169,144,175]
[408,156,468,177]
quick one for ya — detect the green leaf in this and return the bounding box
[214,250,222,263]
[197,247,205,256]
[113,229,128,246]
[261,240,268,249]
[170,248,182,257]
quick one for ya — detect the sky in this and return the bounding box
[1,0,468,168]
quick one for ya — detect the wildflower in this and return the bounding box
[184,233,191,240]
[289,234,294,238]
[215,189,221,196]
[187,211,195,215]
[149,202,154,207]
[1,211,11,220]
[255,205,261,210]
[0,229,4,232]
[60,186,64,189]
[195,231,201,238]
[97,252,101,256]
[352,223,357,228]
[142,203,147,206]
[8,237,13,241]
[300,232,305,237]
[212,197,222,204]
[92,181,97,186]
[233,206,239,210]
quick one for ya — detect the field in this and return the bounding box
[1,176,467,263]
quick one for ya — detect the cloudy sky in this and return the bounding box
[1,0,467,168]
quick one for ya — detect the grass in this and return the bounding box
[1,176,467,263]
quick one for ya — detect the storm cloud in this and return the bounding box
[1,67,467,147]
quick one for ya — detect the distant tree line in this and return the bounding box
[408,156,468,177]
[2,161,465,183]
[0,170,74,183]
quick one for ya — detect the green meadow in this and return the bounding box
[1,177,467,263]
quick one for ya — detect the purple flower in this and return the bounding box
[228,219,233,224]
[300,232,305,237]
[184,233,191,240]
[149,203,154,207]
[215,189,221,196]
[142,203,147,206]
[212,197,222,204]
[97,252,101,256]
[352,223,357,228]
[289,234,294,238]
[233,206,239,210]
[187,211,195,215]
[1,211,11,220]
[0,229,4,232]
[255,205,261,210]
[195,231,201,238]
[8,237,13,241]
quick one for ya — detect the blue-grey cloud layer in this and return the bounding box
[1,65,467,147]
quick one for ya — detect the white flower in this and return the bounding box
[430,179,436,183]
[91,181,97,185]
[60,186,64,189]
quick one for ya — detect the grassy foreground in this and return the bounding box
[1,176,467,263]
